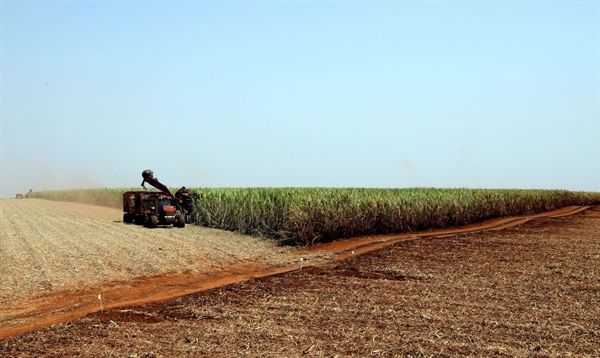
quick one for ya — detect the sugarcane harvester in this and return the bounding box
[141,169,200,224]
[122,170,199,228]
[174,186,200,223]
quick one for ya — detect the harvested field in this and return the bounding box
[0,199,297,328]
[0,198,298,302]
[1,199,599,356]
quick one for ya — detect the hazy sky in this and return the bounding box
[1,1,599,198]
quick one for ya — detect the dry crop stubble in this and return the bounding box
[8,215,595,357]
[0,203,599,356]
[0,199,296,311]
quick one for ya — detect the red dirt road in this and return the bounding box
[0,205,594,340]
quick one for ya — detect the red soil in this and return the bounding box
[0,205,594,339]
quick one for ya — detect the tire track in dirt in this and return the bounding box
[303,205,592,260]
[0,201,595,339]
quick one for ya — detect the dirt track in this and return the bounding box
[1,199,599,356]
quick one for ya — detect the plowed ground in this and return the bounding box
[1,199,599,357]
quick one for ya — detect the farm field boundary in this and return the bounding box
[1,203,597,339]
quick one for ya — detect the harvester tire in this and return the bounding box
[175,212,186,228]
[144,214,159,228]
[150,215,159,228]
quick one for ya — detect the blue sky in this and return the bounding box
[1,1,599,197]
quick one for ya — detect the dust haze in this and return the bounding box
[1,157,127,198]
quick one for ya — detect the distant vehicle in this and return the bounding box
[16,189,32,199]
[123,191,185,228]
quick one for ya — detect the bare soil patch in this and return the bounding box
[1,203,598,357]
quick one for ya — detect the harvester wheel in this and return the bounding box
[123,213,133,223]
[150,214,159,228]
[175,212,186,228]
[144,214,158,228]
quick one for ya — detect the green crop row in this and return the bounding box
[29,187,600,246]
[195,188,600,245]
